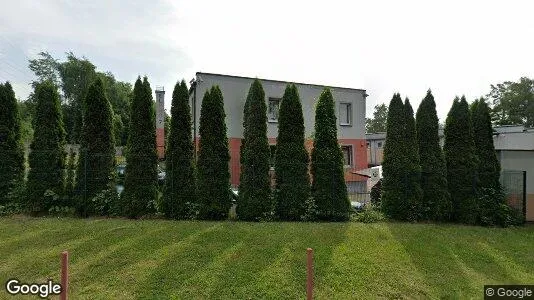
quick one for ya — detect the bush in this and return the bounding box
[238,79,271,221]
[353,206,385,223]
[310,88,350,221]
[370,179,382,207]
[92,184,119,216]
[0,202,23,216]
[300,197,318,222]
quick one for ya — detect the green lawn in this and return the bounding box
[1,217,533,299]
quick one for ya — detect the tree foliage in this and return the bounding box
[486,77,534,127]
[415,90,451,221]
[403,98,423,220]
[366,103,388,133]
[237,79,272,221]
[310,88,349,221]
[471,98,506,225]
[162,80,196,219]
[0,82,24,205]
[274,83,310,221]
[381,93,407,219]
[122,77,158,218]
[197,86,231,220]
[75,78,116,216]
[444,96,479,224]
[26,81,66,213]
[28,52,132,145]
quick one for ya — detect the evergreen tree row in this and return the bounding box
[380,91,512,226]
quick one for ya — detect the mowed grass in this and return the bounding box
[0,217,533,299]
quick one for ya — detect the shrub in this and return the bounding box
[310,88,350,221]
[197,86,231,220]
[415,90,451,221]
[26,81,66,214]
[0,82,24,206]
[353,206,386,223]
[91,183,119,216]
[381,93,408,219]
[75,78,116,217]
[274,83,310,221]
[238,79,271,221]
[370,179,382,207]
[122,77,158,218]
[162,80,196,219]
[444,96,479,224]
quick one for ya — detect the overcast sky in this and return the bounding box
[1,0,533,120]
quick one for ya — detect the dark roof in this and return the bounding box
[196,72,368,95]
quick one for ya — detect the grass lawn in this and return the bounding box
[1,217,533,299]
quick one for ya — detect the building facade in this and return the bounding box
[190,72,368,192]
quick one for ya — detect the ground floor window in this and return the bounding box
[341,145,353,167]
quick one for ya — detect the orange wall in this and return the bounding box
[228,137,368,186]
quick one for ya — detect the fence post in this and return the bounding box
[60,251,68,300]
[523,171,527,222]
[83,148,87,208]
[306,248,313,300]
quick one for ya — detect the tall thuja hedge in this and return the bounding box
[381,93,407,219]
[444,96,479,224]
[197,86,231,220]
[162,80,196,219]
[471,98,506,225]
[75,78,115,216]
[416,90,451,221]
[310,88,349,221]
[122,77,158,218]
[237,79,271,221]
[403,98,423,221]
[26,81,66,213]
[0,82,24,205]
[274,83,310,221]
[471,99,501,190]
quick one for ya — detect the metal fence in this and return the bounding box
[501,170,527,221]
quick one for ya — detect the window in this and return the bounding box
[339,103,352,126]
[377,141,383,148]
[341,145,353,167]
[269,145,277,168]
[268,98,281,122]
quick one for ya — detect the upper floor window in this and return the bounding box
[341,145,353,167]
[339,102,352,126]
[268,98,281,122]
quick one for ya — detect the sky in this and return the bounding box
[1,0,533,121]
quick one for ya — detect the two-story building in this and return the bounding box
[190,72,368,194]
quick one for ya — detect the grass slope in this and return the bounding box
[0,217,533,299]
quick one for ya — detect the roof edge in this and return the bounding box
[196,72,367,94]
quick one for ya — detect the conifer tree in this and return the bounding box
[471,98,505,225]
[310,88,350,221]
[444,96,479,224]
[471,99,501,190]
[416,90,451,221]
[0,82,24,205]
[122,77,158,218]
[381,93,407,218]
[75,78,115,216]
[162,80,196,219]
[26,81,66,213]
[237,79,272,221]
[403,98,423,220]
[274,84,310,220]
[65,148,77,206]
[197,86,231,220]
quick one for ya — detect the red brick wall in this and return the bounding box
[156,128,164,159]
